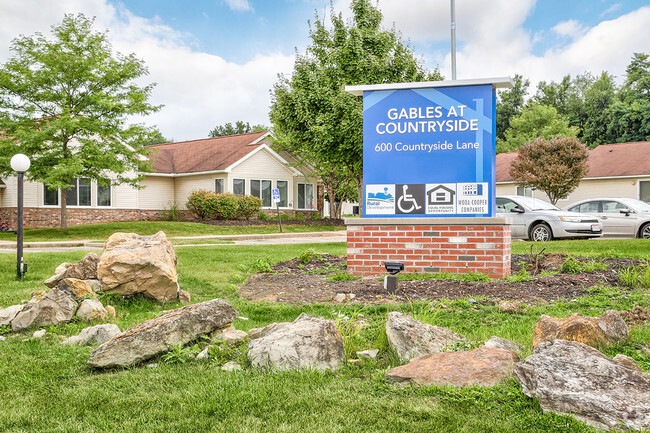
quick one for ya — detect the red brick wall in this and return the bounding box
[346,218,511,279]
[0,207,167,229]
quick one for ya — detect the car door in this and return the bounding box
[496,198,527,238]
[598,200,636,236]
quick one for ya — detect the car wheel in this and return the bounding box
[530,223,553,241]
[640,223,650,239]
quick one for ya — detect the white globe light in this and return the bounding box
[10,154,30,172]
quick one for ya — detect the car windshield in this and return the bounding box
[513,196,558,211]
[619,198,650,212]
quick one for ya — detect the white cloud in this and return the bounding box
[0,0,292,141]
[222,0,254,12]
[600,3,622,17]
[551,19,587,40]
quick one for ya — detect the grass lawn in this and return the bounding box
[0,239,648,432]
[0,220,344,242]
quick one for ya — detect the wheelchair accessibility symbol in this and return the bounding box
[396,184,425,214]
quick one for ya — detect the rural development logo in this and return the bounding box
[366,185,395,215]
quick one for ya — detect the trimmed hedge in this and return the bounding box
[186,189,262,220]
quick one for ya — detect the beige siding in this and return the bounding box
[2,178,41,207]
[112,183,138,209]
[139,176,176,210]
[175,174,221,209]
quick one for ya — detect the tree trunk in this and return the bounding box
[327,173,336,219]
[355,177,363,217]
[60,191,68,230]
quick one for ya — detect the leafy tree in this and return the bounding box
[496,74,529,141]
[0,14,160,229]
[137,128,172,146]
[582,72,617,146]
[496,103,578,153]
[208,121,266,138]
[607,52,650,143]
[270,0,441,210]
[510,137,589,205]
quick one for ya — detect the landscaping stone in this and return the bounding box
[32,329,46,339]
[105,305,116,318]
[87,298,237,368]
[613,354,643,372]
[386,346,519,387]
[63,324,122,346]
[45,253,99,288]
[178,290,191,304]
[196,346,210,360]
[515,339,650,431]
[57,278,94,300]
[0,304,25,326]
[97,231,179,303]
[248,313,345,371]
[498,300,523,313]
[532,310,628,349]
[385,311,465,361]
[29,291,46,303]
[76,299,108,321]
[85,279,102,292]
[484,336,524,353]
[11,288,78,332]
[212,325,248,345]
[0,336,6,341]
[357,349,379,360]
[221,361,242,371]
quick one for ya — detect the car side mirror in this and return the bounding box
[619,208,632,216]
[510,207,525,213]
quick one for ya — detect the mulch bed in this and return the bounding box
[238,253,647,307]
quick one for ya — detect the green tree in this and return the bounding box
[510,137,589,205]
[582,72,617,146]
[270,0,441,209]
[137,127,172,146]
[496,74,529,141]
[496,103,578,153]
[0,14,160,229]
[208,121,266,138]
[607,52,650,143]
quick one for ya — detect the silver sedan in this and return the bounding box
[565,198,650,238]
[496,196,603,241]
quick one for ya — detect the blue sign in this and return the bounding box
[362,84,496,217]
[271,188,281,204]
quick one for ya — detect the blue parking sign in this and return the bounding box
[272,188,280,204]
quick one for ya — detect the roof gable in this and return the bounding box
[148,131,270,174]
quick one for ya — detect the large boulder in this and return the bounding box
[248,313,345,371]
[515,340,650,431]
[532,310,628,349]
[44,253,99,288]
[97,231,179,303]
[63,324,122,346]
[386,346,519,387]
[386,311,465,361]
[0,304,26,326]
[87,298,237,368]
[11,288,78,332]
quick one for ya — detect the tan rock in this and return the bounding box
[105,305,116,318]
[97,231,179,303]
[45,253,99,288]
[212,325,248,345]
[0,305,26,326]
[76,299,107,321]
[29,291,47,303]
[386,346,519,387]
[532,310,628,349]
[498,300,523,313]
[11,288,78,332]
[58,278,94,300]
[613,354,643,372]
[178,290,191,304]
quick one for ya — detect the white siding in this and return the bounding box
[175,174,219,209]
[139,176,175,210]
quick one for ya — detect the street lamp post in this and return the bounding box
[10,153,30,280]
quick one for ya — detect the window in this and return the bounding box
[602,200,627,213]
[568,201,600,213]
[640,180,650,203]
[44,185,58,206]
[251,179,272,207]
[298,183,314,209]
[214,178,224,194]
[233,178,245,196]
[277,180,288,207]
[66,178,91,206]
[496,197,522,213]
[97,181,111,207]
[516,186,533,197]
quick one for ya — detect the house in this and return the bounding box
[0,131,319,228]
[496,141,650,205]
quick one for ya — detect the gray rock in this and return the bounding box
[76,299,108,321]
[212,325,248,345]
[387,346,519,387]
[221,361,242,371]
[0,304,26,326]
[11,288,78,332]
[385,311,465,361]
[248,313,345,371]
[87,298,237,368]
[0,336,6,341]
[63,324,122,346]
[357,349,379,360]
[196,346,210,360]
[32,329,46,339]
[97,231,179,303]
[45,253,99,288]
[515,339,650,431]
[484,336,524,353]
[613,354,643,372]
[178,290,191,304]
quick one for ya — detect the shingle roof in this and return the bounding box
[148,131,269,174]
[496,141,650,182]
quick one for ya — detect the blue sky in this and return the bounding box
[1,0,649,140]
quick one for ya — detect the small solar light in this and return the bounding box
[384,261,404,294]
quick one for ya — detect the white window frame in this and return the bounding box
[66,178,92,207]
[96,180,112,207]
[639,179,650,203]
[233,178,246,196]
[515,186,533,197]
[251,179,273,208]
[276,180,289,208]
[214,178,224,194]
[297,182,315,210]
[43,184,59,206]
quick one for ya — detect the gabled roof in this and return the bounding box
[496,141,650,182]
[148,131,271,174]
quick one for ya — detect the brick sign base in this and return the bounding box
[346,217,512,279]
